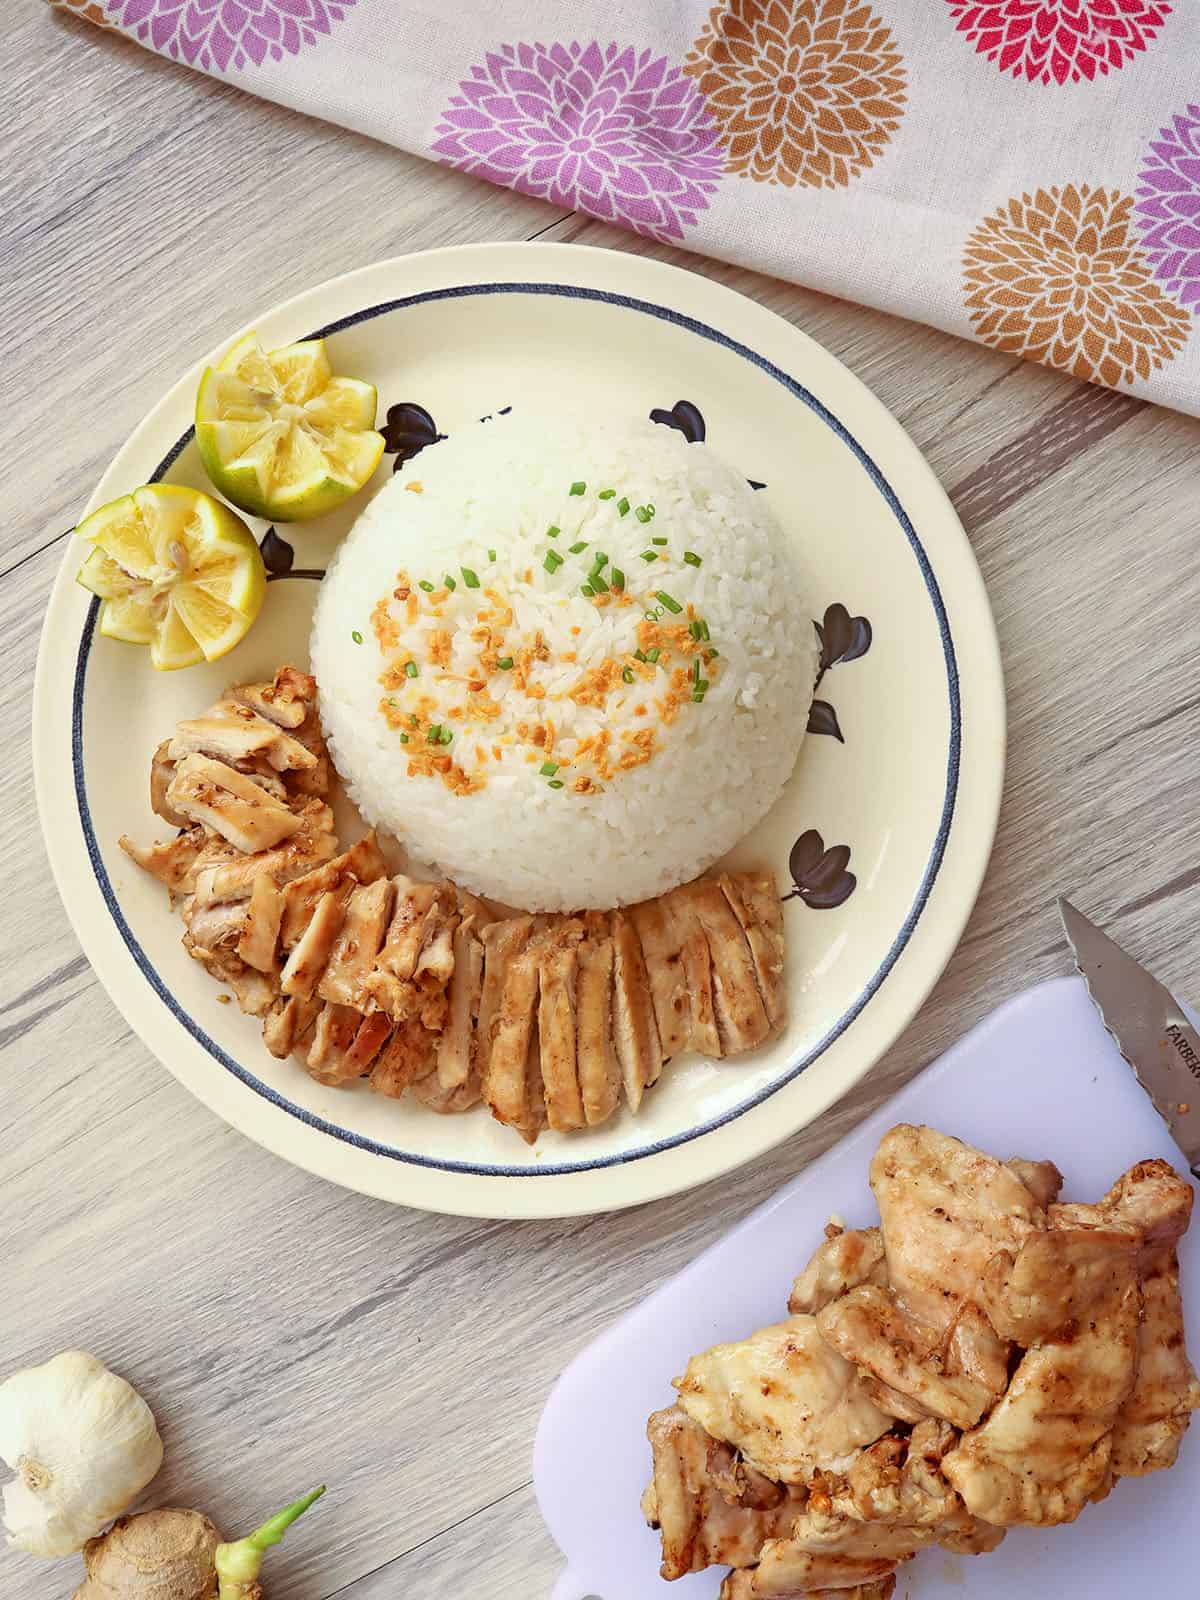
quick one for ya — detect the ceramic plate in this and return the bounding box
[34,242,1005,1218]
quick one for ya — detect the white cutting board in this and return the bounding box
[534,976,1200,1599]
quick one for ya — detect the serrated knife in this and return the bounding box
[1059,897,1200,1179]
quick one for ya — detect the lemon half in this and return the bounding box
[75,484,266,670]
[195,332,385,522]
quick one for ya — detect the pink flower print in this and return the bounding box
[945,1,1171,86]
[431,41,725,243]
[1136,103,1200,315]
[106,0,357,72]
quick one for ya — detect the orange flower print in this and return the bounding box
[49,0,113,21]
[963,185,1190,387]
[684,0,906,190]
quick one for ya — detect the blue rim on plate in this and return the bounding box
[72,282,961,1179]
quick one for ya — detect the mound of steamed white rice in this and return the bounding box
[311,414,816,912]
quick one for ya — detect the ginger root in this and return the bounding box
[73,1509,221,1599]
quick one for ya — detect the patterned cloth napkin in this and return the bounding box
[52,0,1200,415]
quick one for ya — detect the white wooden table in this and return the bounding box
[5,7,1200,1598]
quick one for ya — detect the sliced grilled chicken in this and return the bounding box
[231,667,314,729]
[237,874,284,973]
[631,895,690,1060]
[262,993,323,1059]
[182,896,245,951]
[483,927,550,1142]
[611,909,663,1111]
[431,915,485,1096]
[150,740,188,827]
[119,826,205,894]
[477,915,533,1059]
[279,832,387,948]
[577,928,620,1126]
[280,885,352,1000]
[319,877,396,1008]
[676,878,771,1054]
[721,870,786,1032]
[192,800,337,905]
[370,1019,437,1097]
[539,935,586,1133]
[183,937,276,1016]
[167,754,303,854]
[169,697,318,774]
[664,887,722,1058]
[305,1001,364,1084]
[363,880,459,1027]
[343,1012,393,1075]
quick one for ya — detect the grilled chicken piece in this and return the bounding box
[674,1316,892,1485]
[662,886,722,1057]
[674,878,771,1053]
[1007,1157,1064,1209]
[721,870,786,1031]
[150,740,189,827]
[280,885,351,1000]
[370,1019,437,1097]
[1053,1159,1200,1477]
[169,698,317,773]
[477,915,533,1058]
[305,1002,364,1084]
[611,909,662,1110]
[262,993,323,1059]
[870,1124,1046,1333]
[343,1012,392,1075]
[183,937,276,1016]
[631,894,690,1059]
[279,833,387,947]
[839,1424,1007,1557]
[182,897,246,951]
[419,914,485,1109]
[577,928,620,1126]
[362,879,458,1026]
[318,877,396,1008]
[818,1286,995,1429]
[483,927,548,1142]
[790,1227,887,1315]
[643,1405,807,1581]
[192,800,337,906]
[167,754,303,854]
[231,667,314,730]
[538,935,586,1133]
[733,1508,922,1595]
[119,826,206,894]
[942,1225,1141,1525]
[236,874,284,973]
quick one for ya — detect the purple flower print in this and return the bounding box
[432,41,725,243]
[106,0,357,73]
[1136,103,1200,315]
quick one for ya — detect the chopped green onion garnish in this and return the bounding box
[598,488,616,500]
[693,656,702,684]
[706,647,719,658]
[692,689,707,703]
[611,566,626,591]
[652,536,668,546]
[461,567,480,588]
[569,541,588,554]
[580,584,595,598]
[622,666,634,684]
[656,590,683,614]
[410,713,419,725]
[590,552,609,571]
[635,506,651,524]
[440,726,454,744]
[540,761,559,777]
[427,725,442,743]
[646,503,656,515]
[640,551,657,562]
[547,524,561,538]
[548,779,565,789]
[351,629,363,644]
[569,481,586,496]
[646,647,661,664]
[418,579,435,592]
[544,550,564,573]
[617,497,630,516]
[590,572,609,594]
[634,648,647,662]
[683,550,701,566]
[444,574,457,591]
[696,679,710,693]
[488,548,497,562]
[400,733,409,743]
[405,661,419,678]
[689,620,703,640]
[497,656,514,670]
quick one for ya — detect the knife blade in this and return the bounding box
[1059,898,1200,1176]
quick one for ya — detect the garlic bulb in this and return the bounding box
[0,1351,164,1557]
